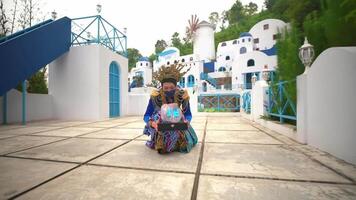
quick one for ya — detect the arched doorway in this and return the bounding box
[188,75,195,87]
[109,61,120,117]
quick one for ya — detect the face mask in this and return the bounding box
[164,90,175,97]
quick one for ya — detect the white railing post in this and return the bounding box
[297,74,308,144]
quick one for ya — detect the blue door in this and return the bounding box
[109,62,120,117]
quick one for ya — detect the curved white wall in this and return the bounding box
[300,47,356,165]
[249,19,286,50]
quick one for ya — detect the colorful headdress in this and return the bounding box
[153,63,191,84]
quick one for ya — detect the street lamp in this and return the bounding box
[262,71,269,81]
[123,27,127,35]
[96,4,102,14]
[299,37,315,74]
[51,10,57,20]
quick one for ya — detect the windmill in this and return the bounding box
[185,14,200,42]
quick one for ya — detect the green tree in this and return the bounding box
[319,0,356,46]
[303,0,356,57]
[208,12,219,27]
[0,0,10,36]
[154,39,168,54]
[170,32,193,56]
[276,24,304,82]
[244,2,258,16]
[226,0,246,25]
[132,75,143,87]
[264,0,277,10]
[127,48,142,70]
[171,32,181,48]
[27,68,48,94]
[148,53,157,65]
[18,0,42,29]
[9,0,18,34]
[219,10,228,30]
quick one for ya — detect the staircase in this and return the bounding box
[0,17,71,96]
[200,72,217,88]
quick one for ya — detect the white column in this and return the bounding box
[251,80,268,121]
[296,74,308,144]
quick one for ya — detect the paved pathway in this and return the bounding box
[0,113,355,199]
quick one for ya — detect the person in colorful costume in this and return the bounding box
[143,63,198,154]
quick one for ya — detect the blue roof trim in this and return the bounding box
[158,49,176,57]
[138,57,149,62]
[239,32,252,38]
[260,45,277,56]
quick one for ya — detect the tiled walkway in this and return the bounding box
[0,113,355,199]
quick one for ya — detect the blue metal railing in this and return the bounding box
[242,91,251,113]
[71,15,127,57]
[198,93,240,112]
[200,72,217,87]
[267,80,297,122]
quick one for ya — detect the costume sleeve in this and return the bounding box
[183,101,192,122]
[143,99,154,123]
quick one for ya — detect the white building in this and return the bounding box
[129,57,152,88]
[132,18,287,95]
[49,45,129,120]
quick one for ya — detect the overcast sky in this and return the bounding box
[4,0,264,56]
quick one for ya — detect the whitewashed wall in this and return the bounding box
[193,22,215,61]
[249,19,286,50]
[0,89,53,123]
[128,87,155,116]
[231,51,276,86]
[49,44,128,120]
[216,37,254,70]
[297,47,356,165]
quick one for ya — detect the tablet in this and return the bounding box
[157,122,188,131]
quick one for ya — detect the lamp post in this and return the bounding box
[262,71,269,82]
[96,4,102,14]
[51,10,57,20]
[299,37,315,74]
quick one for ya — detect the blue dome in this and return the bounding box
[239,32,252,38]
[138,57,149,62]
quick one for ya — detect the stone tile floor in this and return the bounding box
[0,113,355,199]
